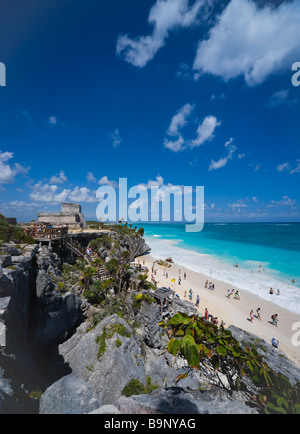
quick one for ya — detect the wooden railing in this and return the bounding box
[26,226,69,240]
[66,240,110,281]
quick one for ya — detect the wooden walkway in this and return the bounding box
[27,225,111,281]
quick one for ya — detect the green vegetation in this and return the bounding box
[90,235,112,251]
[132,292,155,313]
[96,328,107,359]
[160,312,300,414]
[121,377,159,397]
[29,390,43,401]
[96,322,132,359]
[0,214,35,245]
[115,339,122,348]
[83,278,114,305]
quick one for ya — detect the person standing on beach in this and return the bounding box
[195,294,200,307]
[204,308,208,321]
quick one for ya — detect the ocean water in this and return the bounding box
[137,223,300,315]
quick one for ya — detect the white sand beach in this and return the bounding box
[136,252,300,368]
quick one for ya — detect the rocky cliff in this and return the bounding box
[0,230,299,415]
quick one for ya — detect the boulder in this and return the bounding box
[228,325,300,386]
[39,374,100,414]
[118,387,258,414]
[88,405,121,414]
[0,254,11,269]
[59,314,147,407]
[136,300,163,349]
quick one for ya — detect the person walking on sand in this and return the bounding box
[234,290,240,300]
[256,307,261,321]
[195,294,200,307]
[184,290,187,298]
[271,314,278,327]
[249,310,254,323]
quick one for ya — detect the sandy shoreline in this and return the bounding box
[136,252,300,368]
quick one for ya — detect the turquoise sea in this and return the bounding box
[137,223,300,315]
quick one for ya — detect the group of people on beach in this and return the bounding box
[249,307,279,327]
[184,288,193,301]
[269,287,280,296]
[205,280,215,290]
[139,257,287,352]
[226,289,240,300]
[177,269,187,285]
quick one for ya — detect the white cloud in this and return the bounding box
[249,163,261,172]
[277,162,291,172]
[277,160,300,174]
[208,137,236,171]
[48,116,68,128]
[252,196,259,202]
[98,176,118,188]
[48,116,57,125]
[167,103,194,136]
[267,196,296,208]
[29,181,97,204]
[228,201,248,209]
[189,115,221,148]
[164,105,221,153]
[210,93,225,102]
[290,160,300,175]
[139,175,165,189]
[266,89,290,108]
[0,151,29,184]
[49,170,68,184]
[86,172,97,183]
[30,182,71,204]
[69,187,97,203]
[208,156,229,171]
[116,0,204,67]
[164,135,185,153]
[193,0,300,86]
[109,129,122,148]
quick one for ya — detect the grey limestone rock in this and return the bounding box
[117,387,258,414]
[39,374,100,414]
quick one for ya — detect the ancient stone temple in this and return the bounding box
[37,203,87,229]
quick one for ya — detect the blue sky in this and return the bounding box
[0,0,299,223]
